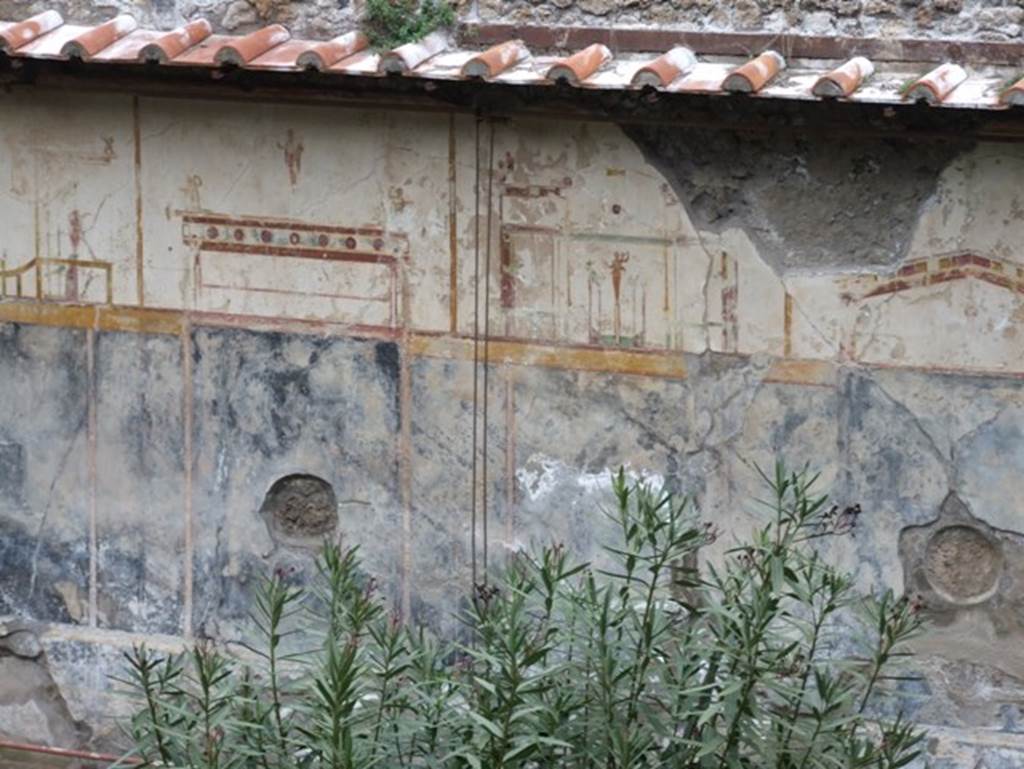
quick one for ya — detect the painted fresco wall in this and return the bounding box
[1,89,1024,766]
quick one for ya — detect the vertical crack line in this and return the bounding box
[181,320,194,638]
[87,327,98,628]
[481,119,495,583]
[27,414,85,601]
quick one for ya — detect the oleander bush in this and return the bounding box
[117,463,926,768]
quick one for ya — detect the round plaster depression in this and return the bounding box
[262,474,338,541]
[924,525,1003,604]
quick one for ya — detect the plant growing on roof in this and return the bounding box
[117,462,927,768]
[361,0,455,51]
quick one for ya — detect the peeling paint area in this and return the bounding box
[515,455,664,503]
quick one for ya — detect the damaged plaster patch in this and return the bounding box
[924,523,1002,603]
[623,124,972,271]
[515,454,666,504]
[260,473,339,546]
[898,493,1024,734]
[900,492,1024,625]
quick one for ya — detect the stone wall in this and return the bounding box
[1,0,1023,39]
[0,0,358,37]
[474,0,1024,40]
[1,84,1024,767]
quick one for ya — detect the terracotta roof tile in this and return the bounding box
[326,48,380,75]
[462,39,529,79]
[545,42,611,85]
[0,9,62,53]
[60,14,138,60]
[87,29,164,62]
[167,33,234,66]
[631,46,696,88]
[812,56,874,98]
[671,62,731,93]
[903,63,968,104]
[139,19,213,63]
[295,30,368,71]
[0,11,1016,112]
[379,31,447,74]
[247,38,318,70]
[1001,77,1024,107]
[11,22,89,58]
[411,50,475,79]
[214,23,290,65]
[722,50,785,93]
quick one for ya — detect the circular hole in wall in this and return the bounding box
[261,474,338,541]
[924,524,1003,604]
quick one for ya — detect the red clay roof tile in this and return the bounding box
[812,56,874,98]
[461,39,529,79]
[379,31,448,74]
[722,50,785,93]
[247,38,318,70]
[8,22,83,58]
[139,19,212,63]
[164,32,232,66]
[545,43,611,85]
[326,48,379,74]
[0,9,62,53]
[295,30,368,71]
[631,46,696,88]
[214,23,290,66]
[60,14,137,60]
[1001,77,1024,107]
[89,29,164,62]
[904,63,968,104]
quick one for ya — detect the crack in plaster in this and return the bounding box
[27,414,86,602]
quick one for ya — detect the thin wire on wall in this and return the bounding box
[470,116,496,592]
[471,117,481,590]
[481,120,496,584]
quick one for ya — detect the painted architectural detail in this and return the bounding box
[181,213,405,327]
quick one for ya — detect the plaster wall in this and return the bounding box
[0,90,1023,767]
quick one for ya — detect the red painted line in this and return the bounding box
[199,280,392,302]
[182,213,393,238]
[197,241,398,265]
